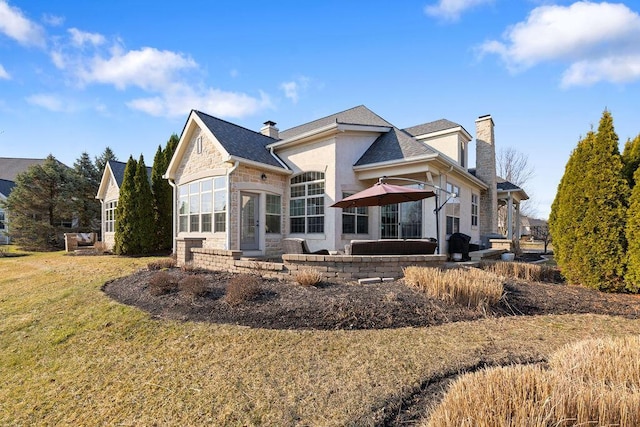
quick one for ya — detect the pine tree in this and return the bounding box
[550,110,628,291]
[95,146,118,176]
[151,133,180,251]
[113,156,137,255]
[134,154,155,254]
[3,155,76,250]
[621,134,640,187]
[73,152,101,232]
[624,166,640,293]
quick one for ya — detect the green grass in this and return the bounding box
[1,251,640,425]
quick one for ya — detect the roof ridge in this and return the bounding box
[194,110,278,141]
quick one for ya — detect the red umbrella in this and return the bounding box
[331,182,435,208]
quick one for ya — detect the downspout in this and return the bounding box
[269,146,290,170]
[167,179,178,255]
[99,199,104,244]
[226,161,240,250]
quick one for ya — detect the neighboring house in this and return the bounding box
[0,157,49,244]
[95,160,152,250]
[161,105,527,257]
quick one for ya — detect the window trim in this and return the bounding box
[178,176,227,234]
[289,172,325,234]
[105,200,117,233]
[445,182,461,235]
[265,193,282,234]
[341,192,369,235]
[471,193,479,228]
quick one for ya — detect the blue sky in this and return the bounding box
[2,0,640,219]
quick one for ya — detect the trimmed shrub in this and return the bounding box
[225,274,261,305]
[147,257,176,271]
[403,267,503,311]
[179,275,208,297]
[148,271,177,296]
[294,269,323,287]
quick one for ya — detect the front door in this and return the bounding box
[240,192,260,251]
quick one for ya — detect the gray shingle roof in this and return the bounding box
[403,119,463,137]
[194,110,285,169]
[107,160,152,188]
[0,157,47,181]
[0,178,15,197]
[278,105,393,140]
[355,127,437,166]
[497,179,522,191]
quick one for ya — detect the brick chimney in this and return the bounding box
[475,115,498,237]
[260,120,279,139]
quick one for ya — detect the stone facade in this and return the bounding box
[102,171,121,250]
[475,115,498,237]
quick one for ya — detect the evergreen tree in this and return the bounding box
[621,134,640,187]
[113,156,137,255]
[134,154,155,254]
[151,133,180,251]
[3,155,76,250]
[95,146,118,176]
[550,110,628,291]
[73,151,101,232]
[624,166,640,293]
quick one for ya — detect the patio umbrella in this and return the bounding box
[330,182,435,208]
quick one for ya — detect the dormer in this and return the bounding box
[403,119,472,167]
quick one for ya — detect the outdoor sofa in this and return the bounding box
[346,239,437,255]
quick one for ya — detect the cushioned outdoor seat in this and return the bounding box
[282,238,330,255]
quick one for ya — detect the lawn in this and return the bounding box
[2,250,639,426]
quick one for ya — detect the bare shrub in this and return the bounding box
[294,269,323,287]
[225,274,262,305]
[147,257,176,271]
[480,260,557,282]
[180,261,202,273]
[93,241,109,254]
[179,275,208,298]
[403,266,503,311]
[426,335,640,427]
[148,271,177,296]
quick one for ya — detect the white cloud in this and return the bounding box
[0,64,10,79]
[0,0,46,47]
[42,13,64,27]
[127,83,273,118]
[479,1,640,86]
[425,0,493,21]
[68,28,105,47]
[280,76,310,103]
[25,93,71,112]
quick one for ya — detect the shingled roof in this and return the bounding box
[278,105,393,140]
[194,110,285,169]
[106,160,152,187]
[0,157,48,182]
[403,119,464,137]
[355,127,437,166]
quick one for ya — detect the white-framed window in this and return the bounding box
[342,192,368,234]
[265,194,281,234]
[0,209,5,230]
[178,176,227,233]
[105,200,117,233]
[445,182,460,235]
[471,193,479,227]
[196,136,203,154]
[290,172,324,234]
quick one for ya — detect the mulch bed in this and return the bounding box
[102,268,640,331]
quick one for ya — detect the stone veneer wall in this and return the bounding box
[177,238,446,280]
[475,115,498,237]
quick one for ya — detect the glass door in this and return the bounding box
[240,192,260,250]
[380,200,422,239]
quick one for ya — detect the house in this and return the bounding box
[95,160,152,250]
[162,105,527,258]
[0,157,49,244]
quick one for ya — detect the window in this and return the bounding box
[342,192,368,234]
[105,200,117,233]
[196,136,203,154]
[445,182,460,235]
[178,176,227,233]
[471,194,479,227]
[290,172,324,234]
[265,194,281,234]
[460,143,466,167]
[0,210,5,230]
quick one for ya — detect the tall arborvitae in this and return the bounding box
[621,134,640,188]
[73,151,101,232]
[113,156,137,255]
[151,133,180,252]
[134,154,155,254]
[624,166,640,293]
[550,110,629,291]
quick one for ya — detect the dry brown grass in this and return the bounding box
[294,268,323,286]
[426,335,640,426]
[2,251,640,426]
[404,266,503,310]
[480,260,557,282]
[225,273,261,305]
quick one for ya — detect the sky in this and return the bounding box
[1,0,640,219]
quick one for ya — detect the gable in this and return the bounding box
[354,127,437,166]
